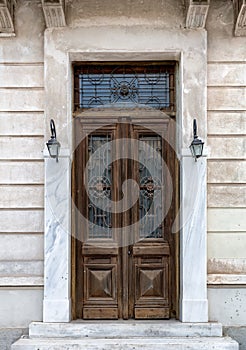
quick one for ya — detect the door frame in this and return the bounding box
[43,30,208,323]
[71,108,179,319]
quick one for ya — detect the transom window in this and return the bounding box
[74,62,175,112]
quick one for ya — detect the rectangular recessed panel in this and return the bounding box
[84,264,117,303]
[83,307,118,319]
[135,307,169,319]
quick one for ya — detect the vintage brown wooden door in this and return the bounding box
[73,116,177,320]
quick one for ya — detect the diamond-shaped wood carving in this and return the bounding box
[88,269,112,298]
[139,269,163,298]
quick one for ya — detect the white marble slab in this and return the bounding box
[11,336,239,350]
[29,321,223,338]
[43,154,71,322]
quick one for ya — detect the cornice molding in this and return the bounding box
[0,0,16,34]
[185,0,210,29]
[41,0,66,28]
[233,0,246,36]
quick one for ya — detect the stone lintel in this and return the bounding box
[0,0,16,34]
[185,0,210,29]
[233,0,246,36]
[42,0,66,28]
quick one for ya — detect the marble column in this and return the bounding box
[179,149,208,322]
[43,149,72,322]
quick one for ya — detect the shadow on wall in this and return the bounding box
[0,328,28,350]
[224,327,246,350]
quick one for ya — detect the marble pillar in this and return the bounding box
[43,149,71,322]
[179,150,208,322]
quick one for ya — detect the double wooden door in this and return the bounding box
[74,117,177,319]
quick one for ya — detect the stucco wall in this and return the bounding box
[0,0,45,327]
[0,0,245,330]
[206,0,246,326]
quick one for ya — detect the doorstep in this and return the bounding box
[12,336,239,350]
[29,320,223,338]
[11,321,239,350]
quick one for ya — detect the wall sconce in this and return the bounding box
[189,119,204,161]
[46,119,60,162]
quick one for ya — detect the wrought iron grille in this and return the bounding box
[87,134,112,239]
[139,135,163,239]
[74,63,175,112]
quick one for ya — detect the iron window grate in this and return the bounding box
[74,63,175,112]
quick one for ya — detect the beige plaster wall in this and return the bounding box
[0,0,45,326]
[65,0,185,27]
[206,0,246,325]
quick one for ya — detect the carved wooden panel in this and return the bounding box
[84,263,117,302]
[83,256,118,319]
[133,244,170,319]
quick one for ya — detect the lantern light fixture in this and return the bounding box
[46,119,60,162]
[189,119,204,161]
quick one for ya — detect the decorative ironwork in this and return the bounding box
[110,66,138,104]
[85,132,165,240]
[139,135,163,239]
[87,134,112,238]
[74,63,175,111]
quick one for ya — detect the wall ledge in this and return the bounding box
[208,274,246,285]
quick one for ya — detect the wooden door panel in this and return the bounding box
[84,262,117,301]
[74,121,176,320]
[133,243,170,319]
[83,254,119,319]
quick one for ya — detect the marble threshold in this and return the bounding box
[11,321,239,350]
[29,320,223,338]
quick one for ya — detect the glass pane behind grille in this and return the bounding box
[87,135,112,239]
[74,64,175,111]
[139,135,163,239]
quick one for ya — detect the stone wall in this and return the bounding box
[206,0,246,327]
[0,0,45,327]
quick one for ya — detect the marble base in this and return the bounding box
[180,299,208,322]
[43,300,71,323]
[12,336,239,350]
[29,321,223,339]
